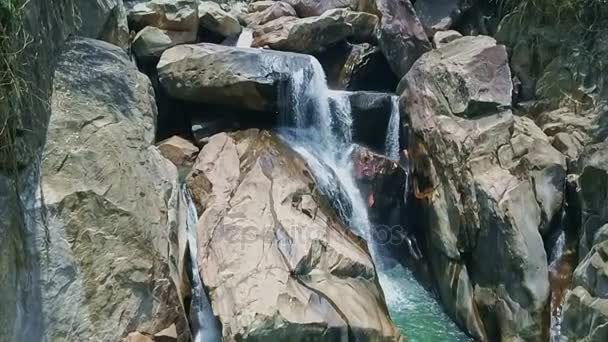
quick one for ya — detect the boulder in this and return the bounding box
[249,1,277,13]
[189,130,404,341]
[401,33,562,341]
[252,15,353,53]
[198,1,242,38]
[561,141,608,341]
[37,38,190,341]
[157,43,313,112]
[432,29,462,48]
[318,43,397,92]
[132,26,196,61]
[283,0,353,17]
[244,1,297,27]
[398,35,512,117]
[374,0,432,78]
[128,0,198,33]
[321,8,379,43]
[76,0,130,48]
[157,136,199,167]
[562,286,608,341]
[414,0,471,34]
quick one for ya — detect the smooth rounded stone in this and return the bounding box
[38,38,190,341]
[157,136,199,167]
[188,129,405,341]
[77,0,130,48]
[157,43,313,112]
[128,0,199,33]
[198,1,242,37]
[283,0,354,17]
[432,29,462,48]
[318,42,397,92]
[399,35,512,118]
[321,8,379,43]
[132,26,196,60]
[252,15,353,53]
[374,0,432,78]
[244,1,297,27]
[401,31,558,340]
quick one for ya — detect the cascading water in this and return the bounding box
[548,228,577,342]
[182,187,221,342]
[384,96,401,161]
[278,56,471,341]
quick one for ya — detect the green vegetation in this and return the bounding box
[0,0,30,172]
[495,0,608,105]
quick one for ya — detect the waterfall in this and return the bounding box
[385,96,401,160]
[277,55,471,341]
[183,187,221,342]
[235,28,253,48]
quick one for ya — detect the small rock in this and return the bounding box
[132,26,196,61]
[432,29,462,48]
[157,136,199,167]
[199,1,242,37]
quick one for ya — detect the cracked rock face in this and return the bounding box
[188,129,403,341]
[401,35,565,341]
[37,38,190,341]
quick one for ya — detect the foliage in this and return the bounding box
[494,0,608,104]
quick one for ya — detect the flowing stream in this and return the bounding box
[278,56,471,341]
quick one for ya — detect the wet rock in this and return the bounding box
[432,29,462,48]
[132,26,196,61]
[318,42,397,92]
[401,33,560,341]
[244,1,297,27]
[283,0,353,17]
[198,1,242,38]
[157,136,199,167]
[398,35,512,117]
[128,0,199,33]
[252,14,353,53]
[374,0,432,78]
[329,91,397,151]
[190,130,404,341]
[157,43,312,112]
[562,286,608,341]
[37,38,190,341]
[321,8,379,43]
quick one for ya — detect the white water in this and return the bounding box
[183,187,221,342]
[385,96,401,160]
[549,231,566,342]
[235,28,253,48]
[277,56,470,341]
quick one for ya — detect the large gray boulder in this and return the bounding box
[244,1,298,27]
[373,0,432,78]
[401,35,564,341]
[321,8,379,43]
[252,15,353,53]
[36,38,190,341]
[157,43,313,112]
[132,25,196,60]
[188,129,404,341]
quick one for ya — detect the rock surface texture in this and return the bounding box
[401,35,564,341]
[562,142,608,341]
[188,129,404,341]
[157,43,313,112]
[36,38,190,341]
